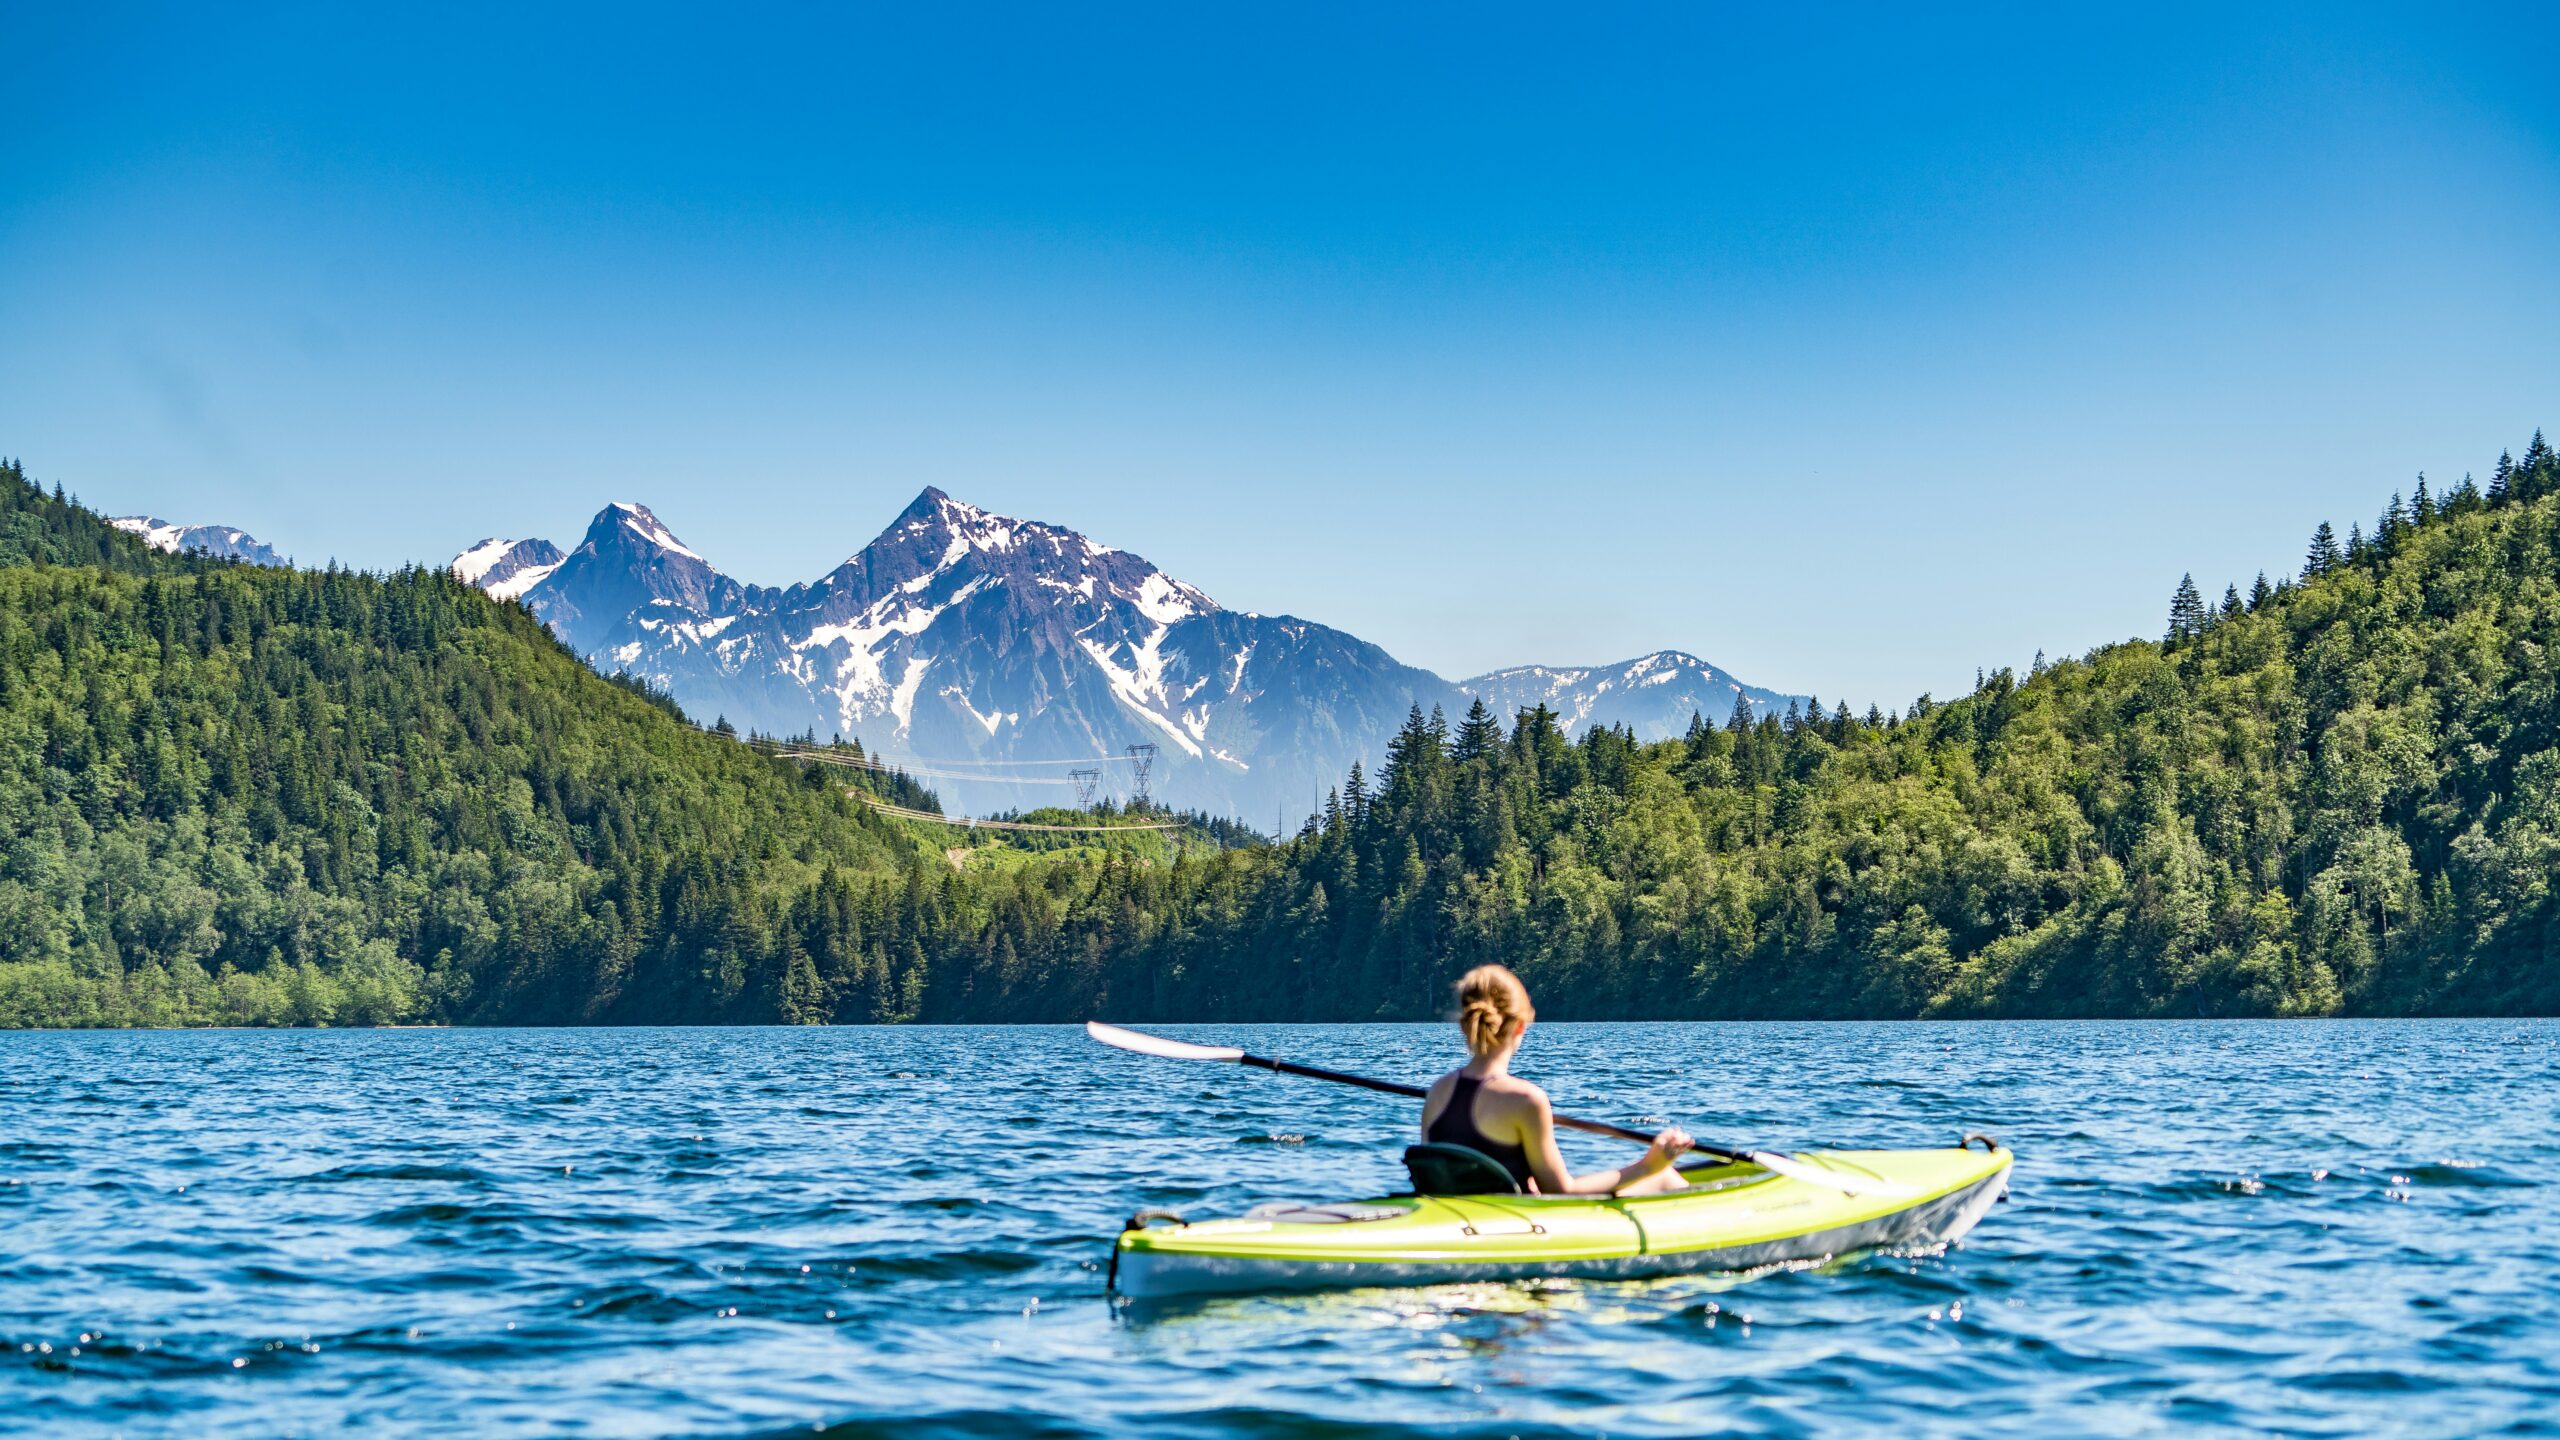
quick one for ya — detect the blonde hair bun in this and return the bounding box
[1454,964,1531,1057]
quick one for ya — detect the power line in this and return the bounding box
[1125,743,1158,807]
[716,726,1137,778]
[757,745,1079,786]
[853,795,1181,833]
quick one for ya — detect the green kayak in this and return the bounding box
[1111,1141,2013,1299]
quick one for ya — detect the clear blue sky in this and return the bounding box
[5,4,2557,705]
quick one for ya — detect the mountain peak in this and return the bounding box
[846,489,1160,589]
[584,501,706,563]
[886,485,993,534]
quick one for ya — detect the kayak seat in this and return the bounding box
[1403,1142,1523,1196]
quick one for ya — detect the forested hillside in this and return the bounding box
[5,434,2559,1026]
[883,435,2560,1021]
[0,459,948,1025]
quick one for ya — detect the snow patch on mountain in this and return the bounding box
[452,538,519,584]
[888,656,933,733]
[1078,629,1205,758]
[1135,572,1205,625]
[490,564,560,602]
[946,688,1016,735]
[607,502,702,561]
[451,537,568,601]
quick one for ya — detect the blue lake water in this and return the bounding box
[2,1021,2555,1437]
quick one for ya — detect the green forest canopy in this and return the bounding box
[2,435,2558,1025]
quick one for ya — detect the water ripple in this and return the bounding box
[0,1021,2555,1436]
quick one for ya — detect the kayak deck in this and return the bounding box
[1112,1144,2013,1299]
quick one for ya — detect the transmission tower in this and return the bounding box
[1125,743,1159,808]
[1070,766,1102,809]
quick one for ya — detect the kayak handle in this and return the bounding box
[1108,1209,1189,1294]
[1961,1133,2000,1153]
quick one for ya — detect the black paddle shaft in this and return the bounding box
[1234,1051,1748,1165]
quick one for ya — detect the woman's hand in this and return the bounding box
[1642,1126,1694,1173]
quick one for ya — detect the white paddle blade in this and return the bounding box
[1085,1021,1246,1063]
[1748,1150,1915,1199]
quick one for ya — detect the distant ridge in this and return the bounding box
[1457,651,1792,740]
[107,516,288,567]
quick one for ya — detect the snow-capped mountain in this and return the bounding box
[458,490,1801,826]
[109,516,288,566]
[526,503,755,651]
[1458,652,1789,741]
[450,537,565,601]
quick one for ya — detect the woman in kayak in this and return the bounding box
[1422,964,1692,1195]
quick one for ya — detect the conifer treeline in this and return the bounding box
[3,434,2559,1025]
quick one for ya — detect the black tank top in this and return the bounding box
[1426,1075,1535,1189]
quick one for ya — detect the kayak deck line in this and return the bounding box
[1110,1142,2014,1299]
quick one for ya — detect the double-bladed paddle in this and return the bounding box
[1085,1021,1909,1197]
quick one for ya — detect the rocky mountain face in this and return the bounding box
[108,517,288,566]
[454,490,1802,826]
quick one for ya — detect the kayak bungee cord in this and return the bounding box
[1085,1021,1911,1198]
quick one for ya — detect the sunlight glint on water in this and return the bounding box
[1,1021,2554,1437]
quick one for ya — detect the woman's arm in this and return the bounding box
[1518,1090,1690,1196]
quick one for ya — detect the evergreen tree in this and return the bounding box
[2166,573,2206,642]
[2250,571,2274,609]
[2220,583,2243,620]
[2348,522,2368,562]
[2305,522,2342,578]
[2412,474,2434,523]
[2524,430,2558,499]
[1453,697,1502,764]
[1380,706,1437,800]
[1681,711,1712,763]
[2491,452,2515,501]
[1724,693,1753,734]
